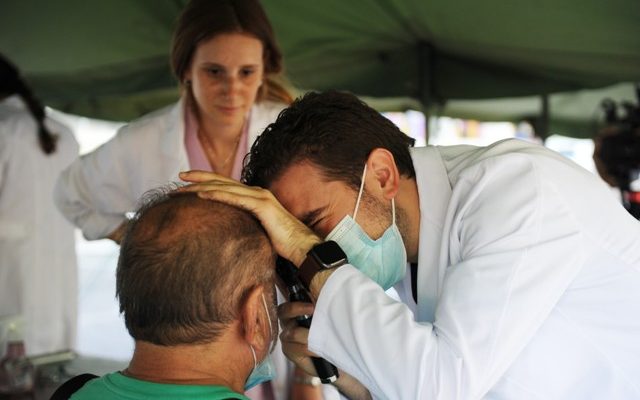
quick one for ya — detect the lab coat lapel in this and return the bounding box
[160,97,188,167]
[247,104,263,145]
[411,146,453,323]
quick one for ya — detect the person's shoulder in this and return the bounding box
[442,139,552,174]
[467,138,587,181]
[103,100,183,154]
[70,373,249,400]
[44,115,74,139]
[255,99,287,111]
[117,100,182,138]
[422,139,546,196]
[0,105,39,154]
[68,373,109,399]
[252,100,286,122]
[0,103,36,135]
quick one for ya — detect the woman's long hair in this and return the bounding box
[0,54,57,154]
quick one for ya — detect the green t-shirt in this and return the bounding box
[70,372,249,400]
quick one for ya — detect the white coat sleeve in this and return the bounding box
[308,154,585,399]
[53,126,137,240]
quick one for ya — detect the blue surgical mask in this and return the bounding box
[326,165,407,290]
[244,294,277,391]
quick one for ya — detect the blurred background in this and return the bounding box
[2,0,639,368]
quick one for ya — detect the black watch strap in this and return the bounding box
[298,241,347,290]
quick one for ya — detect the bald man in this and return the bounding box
[67,189,278,400]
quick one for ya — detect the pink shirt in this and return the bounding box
[184,106,249,181]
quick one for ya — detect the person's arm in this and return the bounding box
[289,368,323,400]
[53,127,134,241]
[331,370,372,400]
[278,301,371,400]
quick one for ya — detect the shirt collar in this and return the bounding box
[410,146,452,322]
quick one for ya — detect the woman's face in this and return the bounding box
[185,33,264,128]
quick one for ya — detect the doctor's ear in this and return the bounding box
[366,148,400,200]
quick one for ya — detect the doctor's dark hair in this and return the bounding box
[0,54,57,155]
[117,187,275,346]
[171,0,292,104]
[242,90,416,190]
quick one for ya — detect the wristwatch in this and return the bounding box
[298,241,348,290]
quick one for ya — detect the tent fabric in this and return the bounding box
[437,83,638,138]
[269,0,640,101]
[1,0,639,138]
[1,0,183,119]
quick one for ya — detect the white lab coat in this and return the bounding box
[308,139,640,399]
[0,96,79,356]
[54,98,283,240]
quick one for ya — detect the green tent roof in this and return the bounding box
[2,0,639,137]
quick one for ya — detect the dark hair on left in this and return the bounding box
[0,54,57,154]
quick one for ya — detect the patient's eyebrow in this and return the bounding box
[300,207,326,228]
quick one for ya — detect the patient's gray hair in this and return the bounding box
[117,185,274,345]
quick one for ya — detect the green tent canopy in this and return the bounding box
[1,0,639,138]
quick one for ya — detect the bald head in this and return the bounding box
[117,188,274,346]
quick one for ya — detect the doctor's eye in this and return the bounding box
[309,218,324,232]
[240,67,256,78]
[206,67,223,77]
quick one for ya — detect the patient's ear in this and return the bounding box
[240,285,267,349]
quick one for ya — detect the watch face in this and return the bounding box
[313,241,347,267]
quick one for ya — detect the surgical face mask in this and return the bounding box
[325,165,407,290]
[244,294,277,391]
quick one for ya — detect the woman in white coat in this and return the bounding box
[54,1,331,399]
[54,0,292,243]
[0,55,79,356]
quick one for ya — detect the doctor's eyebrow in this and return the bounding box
[200,62,260,70]
[300,207,326,228]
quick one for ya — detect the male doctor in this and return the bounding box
[181,91,640,399]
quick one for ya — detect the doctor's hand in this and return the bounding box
[279,302,373,400]
[179,170,321,266]
[278,301,319,377]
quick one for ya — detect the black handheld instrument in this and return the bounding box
[276,257,339,383]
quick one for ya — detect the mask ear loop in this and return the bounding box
[261,293,276,353]
[248,292,274,367]
[391,198,396,225]
[353,164,368,221]
[249,344,258,369]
